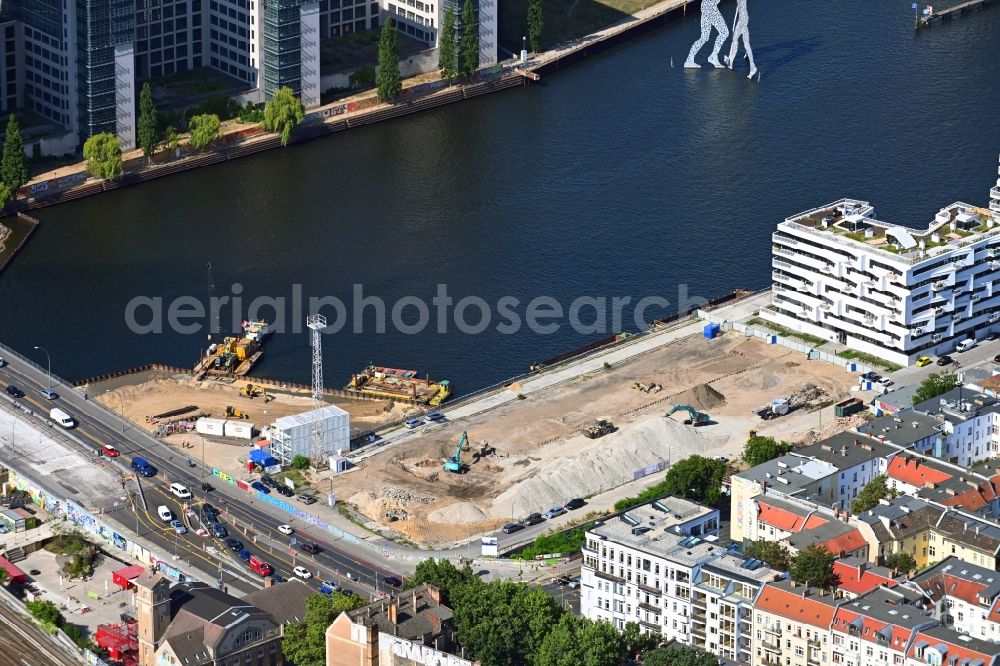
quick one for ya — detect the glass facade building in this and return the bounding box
[262,0,302,97]
[76,0,134,138]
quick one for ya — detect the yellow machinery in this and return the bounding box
[240,383,259,398]
[226,405,249,419]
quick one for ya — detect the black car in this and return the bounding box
[298,541,321,554]
[937,355,954,366]
[5,385,24,398]
[502,522,524,534]
[523,513,544,526]
[260,475,278,488]
[297,494,317,505]
[988,333,1000,341]
[201,482,214,492]
[860,371,881,382]
[211,523,229,539]
[993,354,1000,364]
[275,486,294,497]
[203,503,220,517]
[225,537,242,552]
[564,498,585,510]
[383,576,402,588]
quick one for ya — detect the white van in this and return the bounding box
[169,483,191,499]
[49,408,75,429]
[956,338,978,353]
[157,505,173,522]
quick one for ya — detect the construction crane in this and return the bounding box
[666,404,710,426]
[444,431,468,473]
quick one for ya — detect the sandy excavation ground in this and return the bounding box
[337,333,863,547]
[88,372,413,469]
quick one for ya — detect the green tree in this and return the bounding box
[439,7,458,81]
[82,133,124,180]
[459,0,480,77]
[407,558,479,605]
[0,567,9,586]
[644,647,720,666]
[791,545,839,590]
[188,113,221,151]
[262,86,305,147]
[882,551,917,574]
[26,600,63,626]
[744,539,791,571]
[64,553,94,579]
[137,81,158,160]
[535,613,585,666]
[620,621,659,663]
[661,455,727,506]
[527,0,543,52]
[2,114,29,192]
[291,455,310,470]
[453,581,559,666]
[913,372,958,404]
[377,18,402,102]
[577,619,624,666]
[0,182,11,210]
[282,593,363,666]
[165,126,180,153]
[851,475,900,514]
[743,435,792,467]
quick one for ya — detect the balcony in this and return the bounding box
[594,570,625,584]
[691,610,707,623]
[637,581,661,595]
[692,595,707,609]
[761,639,781,652]
[773,232,798,245]
[764,625,782,636]
[639,602,660,613]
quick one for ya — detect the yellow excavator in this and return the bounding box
[226,405,249,419]
[240,383,260,399]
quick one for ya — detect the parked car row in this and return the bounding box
[404,412,446,429]
[502,498,586,534]
[251,475,296,497]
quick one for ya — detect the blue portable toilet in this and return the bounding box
[768,335,778,344]
[703,323,720,340]
[846,362,858,373]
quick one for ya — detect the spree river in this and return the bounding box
[1,1,999,392]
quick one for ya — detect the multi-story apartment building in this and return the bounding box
[384,0,496,65]
[830,586,937,666]
[765,167,1000,367]
[580,497,722,639]
[2,0,322,151]
[752,578,840,666]
[690,551,777,663]
[908,557,1000,642]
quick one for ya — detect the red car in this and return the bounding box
[101,445,120,457]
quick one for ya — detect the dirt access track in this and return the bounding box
[339,332,860,547]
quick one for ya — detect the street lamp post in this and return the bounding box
[33,346,52,395]
[107,389,127,432]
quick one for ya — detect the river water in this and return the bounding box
[1,1,998,392]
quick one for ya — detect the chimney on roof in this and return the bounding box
[413,589,418,613]
[842,446,848,457]
[857,561,866,578]
[791,580,798,588]
[429,611,443,635]
[263,576,275,588]
[426,585,442,606]
[388,603,399,625]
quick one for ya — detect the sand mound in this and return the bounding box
[734,370,782,391]
[428,502,487,524]
[487,414,726,520]
[672,383,726,411]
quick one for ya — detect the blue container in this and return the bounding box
[703,323,720,340]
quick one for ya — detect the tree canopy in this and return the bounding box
[645,646,720,666]
[2,114,29,192]
[82,133,124,180]
[790,545,839,589]
[913,372,958,404]
[377,19,402,102]
[407,558,479,606]
[439,7,458,82]
[743,435,792,467]
[527,0,543,52]
[188,113,221,150]
[744,539,791,571]
[459,0,480,77]
[138,81,158,159]
[262,87,305,146]
[661,455,727,506]
[281,593,364,666]
[882,551,917,574]
[850,475,899,514]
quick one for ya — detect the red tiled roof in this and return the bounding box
[940,575,987,606]
[755,584,836,627]
[940,488,989,512]
[816,528,867,557]
[757,501,828,533]
[888,457,951,487]
[832,562,897,596]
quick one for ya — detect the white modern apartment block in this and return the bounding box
[266,404,350,466]
[765,161,1000,366]
[581,497,722,640]
[384,0,496,66]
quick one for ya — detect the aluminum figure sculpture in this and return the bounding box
[684,0,729,69]
[723,0,756,79]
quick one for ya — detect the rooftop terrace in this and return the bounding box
[781,198,1000,265]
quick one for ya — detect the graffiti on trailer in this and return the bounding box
[213,468,234,484]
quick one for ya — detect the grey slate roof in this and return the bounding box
[857,411,942,447]
[347,584,453,641]
[162,628,211,666]
[244,578,310,625]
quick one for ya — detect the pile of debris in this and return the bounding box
[364,486,434,522]
[633,382,663,393]
[582,419,615,439]
[789,383,829,410]
[463,439,498,464]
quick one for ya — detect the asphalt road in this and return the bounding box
[0,351,401,600]
[889,336,1000,387]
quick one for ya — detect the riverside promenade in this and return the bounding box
[11,0,699,214]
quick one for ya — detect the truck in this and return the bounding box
[130,456,157,477]
[248,555,273,576]
[49,408,75,429]
[753,398,790,420]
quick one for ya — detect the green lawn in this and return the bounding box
[499,0,641,53]
[745,318,828,347]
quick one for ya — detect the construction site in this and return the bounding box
[333,331,865,547]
